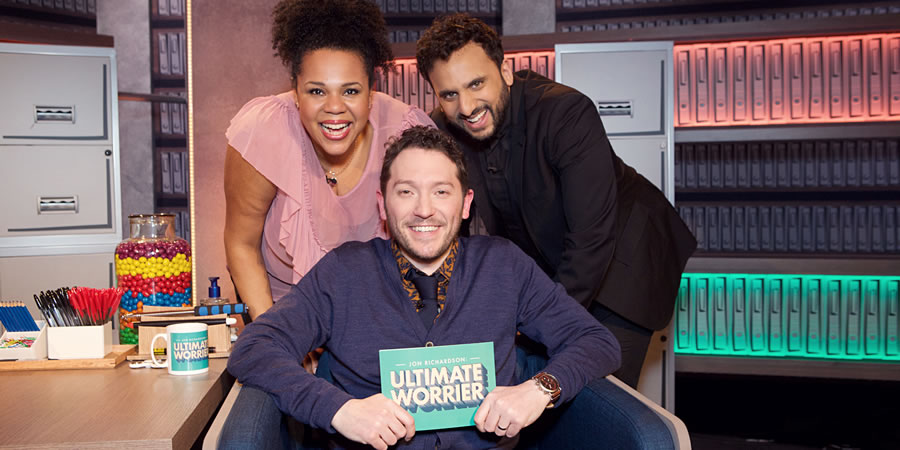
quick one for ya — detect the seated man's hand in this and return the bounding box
[331,393,415,449]
[474,381,550,437]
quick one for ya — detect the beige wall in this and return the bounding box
[192,0,288,302]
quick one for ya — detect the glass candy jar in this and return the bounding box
[115,214,192,344]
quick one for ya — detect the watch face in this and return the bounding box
[536,373,559,392]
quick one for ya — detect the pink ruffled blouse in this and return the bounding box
[226,91,434,300]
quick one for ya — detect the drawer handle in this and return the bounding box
[35,106,75,123]
[596,100,632,117]
[37,196,78,214]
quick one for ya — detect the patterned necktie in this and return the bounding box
[409,270,438,332]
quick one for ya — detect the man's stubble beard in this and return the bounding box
[450,84,510,143]
[385,206,463,268]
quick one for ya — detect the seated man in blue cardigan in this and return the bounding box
[227,126,621,450]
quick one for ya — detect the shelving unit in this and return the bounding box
[380,1,900,381]
[0,0,106,46]
[148,0,189,242]
[0,0,97,25]
[555,0,900,35]
[668,32,899,375]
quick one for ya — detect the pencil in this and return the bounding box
[20,302,40,331]
[0,303,14,331]
[8,302,22,331]
[7,302,23,332]
[0,302,37,332]
[14,302,39,332]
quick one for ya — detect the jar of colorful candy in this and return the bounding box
[115,214,191,344]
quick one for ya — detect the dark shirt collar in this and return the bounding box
[391,239,459,283]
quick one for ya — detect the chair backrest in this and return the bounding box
[607,375,691,449]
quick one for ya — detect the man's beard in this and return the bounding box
[451,85,510,143]
[385,208,462,269]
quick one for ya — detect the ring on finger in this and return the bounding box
[497,425,508,431]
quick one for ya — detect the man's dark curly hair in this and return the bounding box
[381,126,469,193]
[271,0,394,88]
[416,13,504,83]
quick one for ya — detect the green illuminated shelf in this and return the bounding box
[674,273,900,365]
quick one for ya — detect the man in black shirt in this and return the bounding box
[416,14,696,387]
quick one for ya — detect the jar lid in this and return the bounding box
[128,213,176,219]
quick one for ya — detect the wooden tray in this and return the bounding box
[0,345,136,371]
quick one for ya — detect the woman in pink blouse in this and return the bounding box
[224,0,433,320]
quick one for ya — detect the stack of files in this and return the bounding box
[675,273,900,361]
[375,0,499,13]
[678,203,899,254]
[674,140,900,190]
[153,30,186,78]
[157,0,184,16]
[159,151,189,196]
[674,33,900,126]
[560,2,900,32]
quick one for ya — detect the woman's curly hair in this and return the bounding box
[271,0,394,88]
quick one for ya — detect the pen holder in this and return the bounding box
[0,320,47,361]
[47,322,113,360]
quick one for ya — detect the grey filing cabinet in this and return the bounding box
[0,43,122,322]
[555,41,676,411]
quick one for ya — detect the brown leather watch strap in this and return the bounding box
[532,372,561,408]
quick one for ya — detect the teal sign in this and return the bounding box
[379,342,496,431]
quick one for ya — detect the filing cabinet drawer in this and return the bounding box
[0,145,116,237]
[0,48,112,145]
[556,47,668,135]
[611,137,667,191]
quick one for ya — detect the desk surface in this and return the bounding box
[0,358,234,449]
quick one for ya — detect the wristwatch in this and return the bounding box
[531,372,561,409]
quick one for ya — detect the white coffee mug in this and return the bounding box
[151,322,209,375]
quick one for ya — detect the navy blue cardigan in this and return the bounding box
[227,236,621,448]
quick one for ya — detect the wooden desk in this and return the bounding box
[0,359,234,449]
